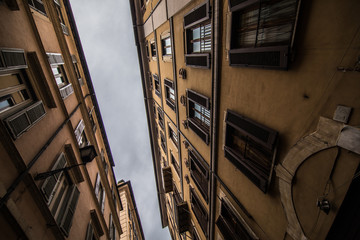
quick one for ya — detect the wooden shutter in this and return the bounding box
[90,209,104,236]
[184,2,210,29]
[187,90,210,110]
[101,189,106,213]
[175,201,190,233]
[71,54,77,63]
[187,119,209,144]
[85,223,94,240]
[60,185,80,236]
[5,101,46,139]
[47,53,64,65]
[1,49,27,69]
[228,0,259,12]
[162,167,173,193]
[41,153,67,204]
[185,53,210,69]
[229,46,289,69]
[74,119,85,144]
[94,173,101,198]
[189,150,209,202]
[64,144,84,183]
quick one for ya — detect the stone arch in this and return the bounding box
[276,117,344,240]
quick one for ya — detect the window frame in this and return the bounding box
[150,39,157,60]
[153,74,161,97]
[171,151,180,178]
[189,149,209,203]
[168,124,178,148]
[190,187,208,236]
[161,31,172,61]
[164,78,176,112]
[186,89,211,144]
[228,0,301,69]
[224,110,278,193]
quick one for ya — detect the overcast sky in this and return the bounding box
[70,1,170,239]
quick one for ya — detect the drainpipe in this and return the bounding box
[209,0,221,239]
[0,103,81,209]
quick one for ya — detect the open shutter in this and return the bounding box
[41,153,67,204]
[184,2,210,29]
[59,83,74,99]
[5,101,46,139]
[185,53,210,69]
[101,189,106,213]
[90,209,104,236]
[85,223,94,240]
[1,49,27,69]
[94,173,101,198]
[228,0,259,12]
[162,167,173,193]
[60,185,80,236]
[47,53,64,65]
[74,119,85,144]
[109,214,114,240]
[187,90,210,110]
[175,201,190,233]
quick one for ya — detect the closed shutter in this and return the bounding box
[60,185,80,236]
[229,46,289,69]
[85,223,94,240]
[1,49,27,69]
[47,53,64,65]
[162,167,173,193]
[59,83,74,99]
[94,173,101,198]
[41,153,67,204]
[188,119,209,144]
[185,53,210,68]
[228,0,259,12]
[5,101,46,138]
[184,2,210,29]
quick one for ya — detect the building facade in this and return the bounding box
[130,0,360,239]
[117,180,144,240]
[0,1,123,239]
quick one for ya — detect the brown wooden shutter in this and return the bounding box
[41,153,67,204]
[85,223,94,240]
[60,185,80,236]
[90,209,104,236]
[109,214,114,240]
[74,119,85,144]
[228,0,259,12]
[185,53,210,69]
[175,201,190,233]
[184,2,210,29]
[229,46,289,69]
[162,167,173,193]
[187,90,210,110]
[101,189,106,213]
[5,101,46,139]
[1,49,27,69]
[94,173,101,198]
[64,144,84,183]
[188,119,209,144]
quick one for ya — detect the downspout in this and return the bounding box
[0,103,81,208]
[209,0,221,239]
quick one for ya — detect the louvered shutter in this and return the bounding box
[90,209,104,236]
[5,101,46,139]
[85,223,94,240]
[47,53,64,65]
[162,167,173,193]
[41,153,67,204]
[94,173,101,198]
[187,90,210,110]
[1,49,27,69]
[228,0,259,12]
[59,83,74,99]
[74,119,85,144]
[175,201,190,233]
[60,185,80,236]
[101,189,106,213]
[185,53,210,69]
[184,2,210,29]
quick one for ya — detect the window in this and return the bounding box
[189,149,209,202]
[186,89,211,144]
[74,119,89,148]
[161,32,172,60]
[164,79,175,112]
[28,0,46,15]
[171,152,180,178]
[184,2,211,68]
[71,54,84,86]
[224,110,278,193]
[160,130,167,154]
[228,0,300,69]
[41,153,80,236]
[153,74,161,97]
[94,173,106,213]
[88,107,97,133]
[216,198,256,240]
[109,214,116,240]
[168,125,178,147]
[0,48,46,139]
[150,40,157,59]
[157,107,164,130]
[190,187,208,236]
[54,0,69,35]
[145,41,150,60]
[48,53,74,99]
